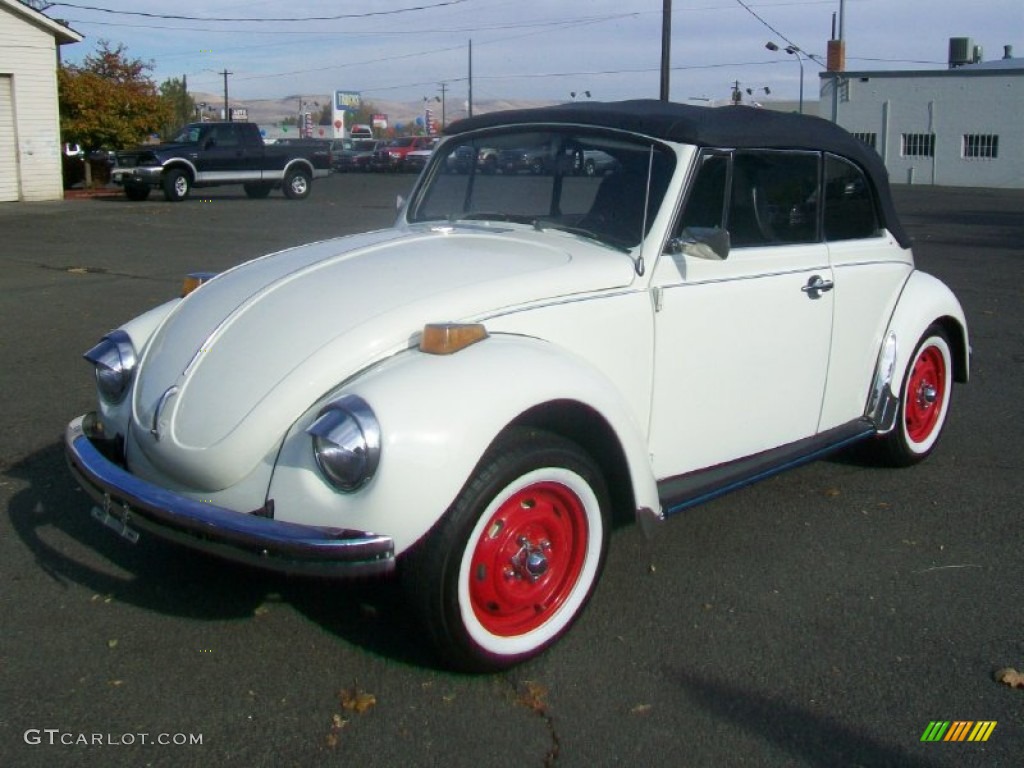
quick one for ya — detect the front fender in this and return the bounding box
[161,157,199,180]
[93,299,181,440]
[267,334,658,554]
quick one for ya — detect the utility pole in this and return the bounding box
[438,82,447,128]
[467,40,473,118]
[660,0,672,101]
[221,69,232,121]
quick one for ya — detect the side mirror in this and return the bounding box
[668,226,731,261]
[396,194,406,212]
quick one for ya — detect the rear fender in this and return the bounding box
[885,270,969,390]
[869,270,969,430]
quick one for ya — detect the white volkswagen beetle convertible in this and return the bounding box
[66,101,968,671]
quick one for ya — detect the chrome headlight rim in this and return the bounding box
[83,330,137,405]
[307,395,381,493]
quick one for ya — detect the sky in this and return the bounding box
[50,0,1024,117]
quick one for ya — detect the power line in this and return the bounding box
[49,0,471,23]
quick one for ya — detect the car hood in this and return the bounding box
[116,142,193,159]
[130,225,636,490]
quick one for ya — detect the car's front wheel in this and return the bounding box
[283,168,311,200]
[876,325,954,466]
[405,428,610,672]
[162,169,191,202]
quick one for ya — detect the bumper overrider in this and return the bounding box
[64,414,395,577]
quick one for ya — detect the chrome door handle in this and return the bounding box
[802,275,834,295]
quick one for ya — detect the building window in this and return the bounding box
[901,133,935,158]
[852,132,877,150]
[963,134,999,159]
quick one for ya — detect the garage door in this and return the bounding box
[0,75,18,202]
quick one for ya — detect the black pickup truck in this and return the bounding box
[110,122,332,202]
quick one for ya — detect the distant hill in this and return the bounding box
[189,93,557,130]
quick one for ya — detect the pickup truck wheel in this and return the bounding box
[243,182,273,199]
[404,428,610,672]
[873,325,953,466]
[162,169,191,202]
[283,168,311,200]
[124,183,150,201]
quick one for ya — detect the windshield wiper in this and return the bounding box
[531,220,631,253]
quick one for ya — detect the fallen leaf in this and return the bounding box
[995,667,1024,689]
[824,488,841,498]
[631,704,652,715]
[340,687,376,714]
[107,639,118,649]
[516,681,548,714]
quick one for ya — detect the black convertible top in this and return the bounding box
[446,100,909,248]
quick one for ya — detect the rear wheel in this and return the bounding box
[405,428,610,672]
[162,169,190,202]
[283,168,311,200]
[124,183,150,201]
[875,325,953,466]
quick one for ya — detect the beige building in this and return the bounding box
[0,0,82,202]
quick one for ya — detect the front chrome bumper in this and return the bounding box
[64,414,395,577]
[110,167,163,186]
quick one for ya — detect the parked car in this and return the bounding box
[403,139,440,174]
[446,144,498,174]
[110,123,331,201]
[371,136,436,172]
[66,100,968,672]
[332,139,380,172]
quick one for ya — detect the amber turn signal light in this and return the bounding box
[181,272,218,297]
[419,323,489,355]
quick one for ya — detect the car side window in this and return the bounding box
[824,154,882,241]
[677,150,820,249]
[205,125,238,149]
[678,152,729,232]
[729,151,820,247]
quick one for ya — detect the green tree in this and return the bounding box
[158,76,195,138]
[59,40,171,150]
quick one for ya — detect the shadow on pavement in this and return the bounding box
[5,441,439,669]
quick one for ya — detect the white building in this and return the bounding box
[820,42,1023,188]
[0,0,82,202]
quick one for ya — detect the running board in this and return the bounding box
[658,418,875,517]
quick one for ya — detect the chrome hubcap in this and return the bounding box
[505,536,551,583]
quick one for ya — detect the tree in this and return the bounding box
[158,76,195,138]
[58,40,172,150]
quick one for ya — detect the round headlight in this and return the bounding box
[83,330,137,404]
[307,395,381,492]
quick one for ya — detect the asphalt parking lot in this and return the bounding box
[1,174,1022,767]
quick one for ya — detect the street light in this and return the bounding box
[766,41,806,114]
[570,90,591,101]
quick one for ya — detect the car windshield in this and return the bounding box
[408,128,675,250]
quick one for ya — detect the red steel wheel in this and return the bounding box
[405,428,609,672]
[904,342,948,445]
[875,325,954,466]
[466,479,590,637]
